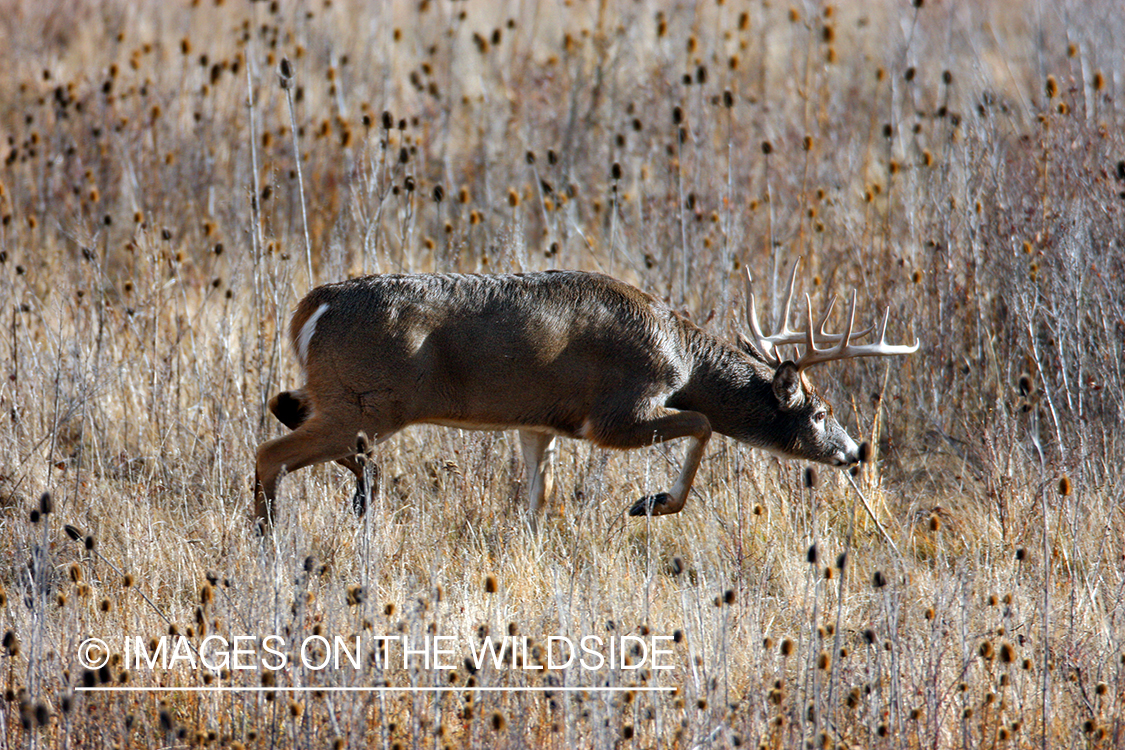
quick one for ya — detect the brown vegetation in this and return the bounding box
[0,0,1123,747]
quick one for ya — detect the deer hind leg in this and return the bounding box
[586,406,712,518]
[270,389,374,516]
[518,430,557,523]
[255,411,368,530]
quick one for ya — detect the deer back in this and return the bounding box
[287,271,696,437]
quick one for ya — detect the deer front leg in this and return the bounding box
[519,430,557,524]
[349,460,378,516]
[586,407,712,517]
[629,428,710,517]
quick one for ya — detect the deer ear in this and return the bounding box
[772,362,805,411]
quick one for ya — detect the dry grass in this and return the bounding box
[1,0,1123,747]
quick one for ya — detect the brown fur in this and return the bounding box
[254,271,861,528]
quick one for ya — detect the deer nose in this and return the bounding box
[829,451,859,467]
[832,435,860,466]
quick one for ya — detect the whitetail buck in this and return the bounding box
[254,264,918,528]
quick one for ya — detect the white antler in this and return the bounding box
[794,291,920,368]
[744,261,803,364]
[744,259,919,369]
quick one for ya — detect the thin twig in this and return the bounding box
[844,471,901,557]
[279,59,313,287]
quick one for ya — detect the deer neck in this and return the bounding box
[671,327,779,444]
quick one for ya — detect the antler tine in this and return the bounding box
[797,290,852,369]
[796,290,919,369]
[745,269,782,366]
[743,264,819,364]
[840,290,857,350]
[802,293,818,360]
[874,305,921,352]
[751,258,805,346]
[814,294,838,338]
[774,259,801,340]
[743,262,918,369]
[803,290,877,346]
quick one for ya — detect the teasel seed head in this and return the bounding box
[670,556,684,576]
[804,466,818,488]
[1058,476,1072,496]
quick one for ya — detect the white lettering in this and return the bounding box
[231,636,257,670]
[199,636,229,671]
[467,636,508,671]
[432,636,457,670]
[167,636,198,670]
[302,635,331,670]
[650,636,674,670]
[262,636,287,670]
[579,635,605,671]
[547,637,575,669]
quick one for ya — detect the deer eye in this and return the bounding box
[813,410,827,423]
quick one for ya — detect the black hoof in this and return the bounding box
[351,478,368,516]
[629,492,672,517]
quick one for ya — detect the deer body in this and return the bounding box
[255,269,913,528]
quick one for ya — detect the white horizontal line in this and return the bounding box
[76,686,673,693]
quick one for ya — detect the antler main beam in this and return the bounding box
[744,259,919,369]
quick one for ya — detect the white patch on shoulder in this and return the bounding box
[297,303,330,367]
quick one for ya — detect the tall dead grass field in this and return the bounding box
[1,0,1123,747]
